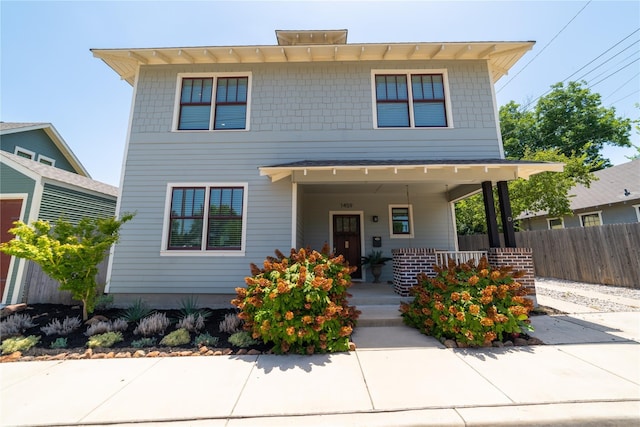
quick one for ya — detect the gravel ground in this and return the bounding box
[535,277,640,312]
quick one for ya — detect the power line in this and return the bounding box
[497,0,592,93]
[608,89,640,106]
[572,41,639,83]
[588,57,640,89]
[583,50,639,84]
[520,29,640,110]
[603,72,640,101]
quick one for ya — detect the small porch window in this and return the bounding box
[547,218,564,229]
[579,211,602,227]
[389,204,414,238]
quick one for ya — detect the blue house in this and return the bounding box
[0,122,117,304]
[92,30,561,306]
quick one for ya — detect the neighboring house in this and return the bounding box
[520,159,640,231]
[92,29,560,304]
[0,122,118,304]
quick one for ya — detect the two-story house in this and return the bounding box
[0,122,118,304]
[93,30,561,307]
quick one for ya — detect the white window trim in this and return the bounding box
[371,69,453,129]
[547,217,564,229]
[37,154,56,166]
[579,211,602,227]
[388,204,414,239]
[172,72,252,132]
[14,146,35,159]
[160,182,248,256]
[633,204,640,222]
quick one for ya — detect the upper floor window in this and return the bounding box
[389,204,414,238]
[373,70,450,128]
[163,183,247,255]
[175,74,250,131]
[37,154,56,167]
[580,212,602,227]
[634,204,640,222]
[14,146,35,160]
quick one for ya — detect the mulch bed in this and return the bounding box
[0,303,271,362]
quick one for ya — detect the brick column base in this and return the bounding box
[391,248,437,296]
[487,247,536,300]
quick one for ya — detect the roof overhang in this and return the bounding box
[259,160,564,198]
[92,40,534,86]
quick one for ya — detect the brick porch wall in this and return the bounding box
[391,248,437,296]
[392,247,536,300]
[487,247,536,299]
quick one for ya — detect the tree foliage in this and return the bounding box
[501,81,632,168]
[0,214,134,320]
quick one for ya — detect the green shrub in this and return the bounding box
[159,328,190,347]
[86,331,123,348]
[120,299,154,323]
[194,332,219,347]
[131,337,157,348]
[50,337,68,349]
[400,257,534,346]
[1,335,40,354]
[231,246,360,354]
[94,294,114,311]
[228,331,258,348]
[179,296,211,320]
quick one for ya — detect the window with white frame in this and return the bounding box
[579,212,602,227]
[547,218,564,229]
[373,70,450,128]
[633,204,640,222]
[37,154,55,166]
[163,184,247,254]
[389,204,414,238]
[175,74,250,131]
[14,146,35,160]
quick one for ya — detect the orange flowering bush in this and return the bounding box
[231,246,360,354]
[400,257,533,346]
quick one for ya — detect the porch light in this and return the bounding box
[372,215,379,222]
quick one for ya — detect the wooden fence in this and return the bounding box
[23,257,109,304]
[458,222,640,288]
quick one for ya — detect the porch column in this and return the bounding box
[481,181,500,248]
[496,181,516,248]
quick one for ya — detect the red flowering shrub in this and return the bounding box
[400,256,533,346]
[231,246,360,354]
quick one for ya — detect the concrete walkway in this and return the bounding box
[1,283,639,426]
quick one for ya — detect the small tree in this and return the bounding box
[0,214,134,320]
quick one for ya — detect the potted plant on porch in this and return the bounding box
[361,250,392,283]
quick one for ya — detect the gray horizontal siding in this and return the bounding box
[109,58,502,295]
[39,184,117,224]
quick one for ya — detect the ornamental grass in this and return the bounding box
[231,246,360,354]
[400,256,534,347]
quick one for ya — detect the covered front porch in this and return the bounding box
[260,159,562,298]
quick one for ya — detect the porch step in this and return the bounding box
[357,304,405,327]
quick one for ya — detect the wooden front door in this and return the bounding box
[333,214,362,279]
[1,199,23,299]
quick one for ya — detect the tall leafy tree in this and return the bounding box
[0,214,134,320]
[501,81,632,168]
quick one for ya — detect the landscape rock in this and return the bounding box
[527,337,544,345]
[348,342,356,351]
[85,315,109,325]
[133,350,146,358]
[247,349,261,355]
[0,303,27,318]
[503,340,514,347]
[236,349,247,355]
[147,351,160,358]
[492,341,504,348]
[199,346,209,354]
[0,351,22,362]
[444,339,457,348]
[514,337,528,346]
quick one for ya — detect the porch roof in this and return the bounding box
[259,159,563,182]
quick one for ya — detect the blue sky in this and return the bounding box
[1,0,639,186]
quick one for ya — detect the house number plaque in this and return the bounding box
[340,203,353,208]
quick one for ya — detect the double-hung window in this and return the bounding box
[373,70,450,128]
[176,74,250,131]
[579,212,602,227]
[164,184,247,255]
[389,204,414,238]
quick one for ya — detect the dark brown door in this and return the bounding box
[1,199,23,299]
[333,215,362,279]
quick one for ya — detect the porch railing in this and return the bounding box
[434,250,488,267]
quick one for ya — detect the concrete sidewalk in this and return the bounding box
[1,302,639,426]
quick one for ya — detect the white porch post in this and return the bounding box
[291,182,297,249]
